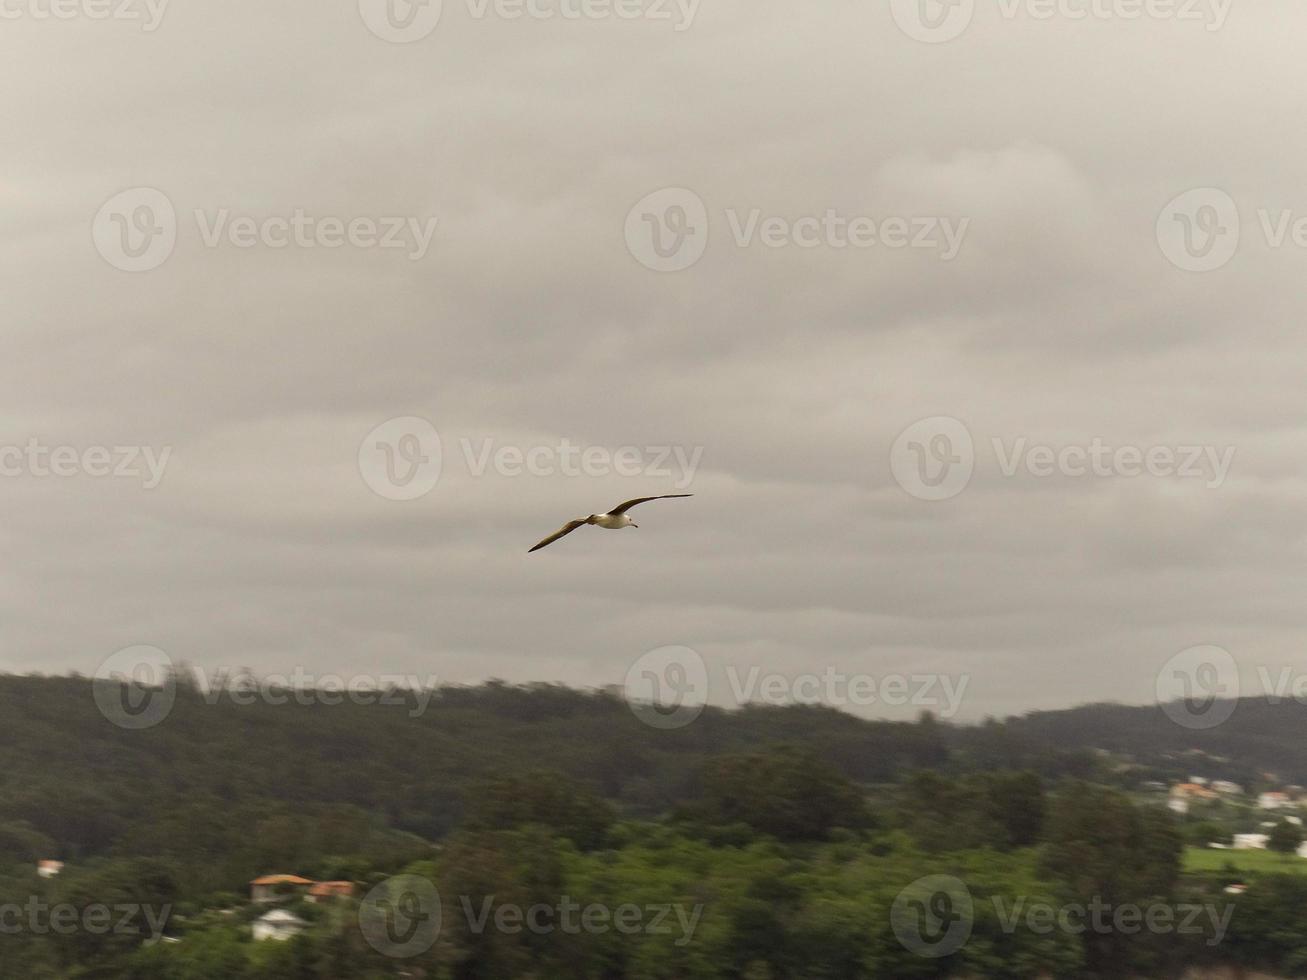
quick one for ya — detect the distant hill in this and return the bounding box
[998,698,1307,787]
[0,672,1299,875]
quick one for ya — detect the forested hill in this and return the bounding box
[0,673,964,858]
[4,674,1307,978]
[0,671,1291,863]
[1002,697,1307,786]
[0,676,1088,820]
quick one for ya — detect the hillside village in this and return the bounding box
[32,862,359,945]
[1158,776,1307,857]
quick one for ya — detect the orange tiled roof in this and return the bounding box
[250,874,314,886]
[308,881,355,897]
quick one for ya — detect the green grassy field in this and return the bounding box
[1184,846,1307,876]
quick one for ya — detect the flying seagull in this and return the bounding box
[528,494,693,553]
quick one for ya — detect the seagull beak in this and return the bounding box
[631,523,639,528]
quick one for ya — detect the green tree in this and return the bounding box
[1268,820,1303,855]
[683,748,871,842]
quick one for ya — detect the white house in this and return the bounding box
[1234,833,1270,850]
[253,909,309,942]
[1167,798,1189,815]
[1259,792,1294,810]
[37,860,64,879]
[1212,781,1244,795]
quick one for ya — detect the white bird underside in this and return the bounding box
[528,494,693,553]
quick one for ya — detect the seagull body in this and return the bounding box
[528,494,692,553]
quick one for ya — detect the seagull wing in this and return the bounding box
[607,493,693,515]
[528,519,589,553]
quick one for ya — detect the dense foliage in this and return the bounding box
[0,675,1305,977]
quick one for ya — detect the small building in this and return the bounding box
[253,909,309,942]
[37,860,64,879]
[1167,798,1189,815]
[1224,883,1248,895]
[307,881,355,903]
[1212,780,1244,795]
[1259,792,1294,810]
[1172,783,1218,802]
[250,875,314,904]
[1234,833,1269,850]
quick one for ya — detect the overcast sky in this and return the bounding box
[3,0,1304,722]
